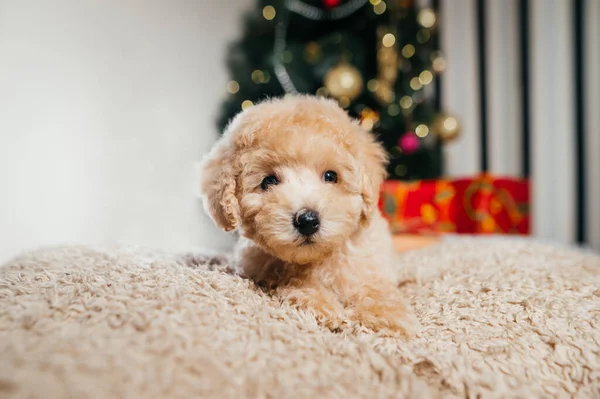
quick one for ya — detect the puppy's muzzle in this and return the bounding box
[293,209,320,237]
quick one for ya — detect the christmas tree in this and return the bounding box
[218,0,460,180]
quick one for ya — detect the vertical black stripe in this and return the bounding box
[432,0,442,111]
[518,0,531,177]
[574,0,586,244]
[476,0,488,172]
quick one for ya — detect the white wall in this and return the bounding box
[440,0,480,177]
[585,0,600,253]
[530,0,575,244]
[0,0,253,263]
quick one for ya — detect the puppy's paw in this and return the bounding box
[300,295,346,331]
[277,286,346,332]
[348,301,421,338]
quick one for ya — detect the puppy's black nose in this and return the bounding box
[293,209,320,236]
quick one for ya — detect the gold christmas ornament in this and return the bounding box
[315,86,329,97]
[262,5,276,20]
[431,51,447,73]
[394,164,407,177]
[241,100,254,110]
[359,107,380,131]
[418,70,433,85]
[324,62,364,100]
[432,114,461,142]
[402,44,415,58]
[387,104,400,116]
[410,77,422,90]
[382,33,396,47]
[417,8,436,28]
[367,79,379,92]
[338,95,351,108]
[376,85,395,103]
[374,27,399,104]
[304,42,321,64]
[251,70,265,83]
[373,1,386,14]
[415,124,429,137]
[399,95,413,109]
[226,80,240,94]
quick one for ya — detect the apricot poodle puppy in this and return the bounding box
[200,95,419,337]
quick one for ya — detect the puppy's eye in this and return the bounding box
[322,170,338,183]
[260,175,279,190]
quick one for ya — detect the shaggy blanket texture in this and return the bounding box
[1,240,599,398]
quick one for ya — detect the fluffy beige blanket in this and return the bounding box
[1,240,599,398]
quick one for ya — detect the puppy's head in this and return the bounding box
[200,96,387,264]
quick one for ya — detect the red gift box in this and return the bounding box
[379,174,530,235]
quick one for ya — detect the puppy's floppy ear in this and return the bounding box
[201,107,261,231]
[199,136,241,232]
[357,127,388,222]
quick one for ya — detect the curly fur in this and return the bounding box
[200,95,419,336]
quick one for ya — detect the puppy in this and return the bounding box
[200,95,419,337]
